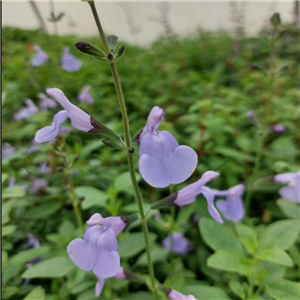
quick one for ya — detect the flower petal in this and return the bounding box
[175,182,198,206]
[67,238,97,271]
[47,88,93,132]
[95,277,105,297]
[62,47,82,72]
[145,106,164,134]
[93,250,120,278]
[200,186,223,223]
[279,186,300,203]
[35,110,69,143]
[216,196,245,222]
[275,172,298,183]
[96,227,118,251]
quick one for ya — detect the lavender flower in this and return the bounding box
[62,47,81,72]
[151,171,223,223]
[31,178,48,194]
[31,45,49,67]
[14,99,39,121]
[25,144,40,154]
[274,171,300,203]
[163,232,193,255]
[23,232,41,249]
[214,184,246,222]
[38,93,57,111]
[67,224,120,278]
[168,289,197,300]
[35,88,94,143]
[2,143,16,158]
[139,106,198,188]
[86,213,131,235]
[39,161,51,174]
[78,85,94,104]
[273,124,285,132]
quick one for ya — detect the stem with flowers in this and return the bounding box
[87,1,158,299]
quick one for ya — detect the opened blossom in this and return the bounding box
[78,85,94,104]
[273,124,285,132]
[274,171,300,203]
[213,184,246,222]
[67,224,120,278]
[62,47,82,72]
[139,106,198,188]
[163,232,193,255]
[35,88,95,143]
[38,93,57,111]
[31,45,49,67]
[14,99,39,121]
[152,171,223,223]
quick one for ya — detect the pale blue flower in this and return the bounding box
[62,47,81,72]
[139,106,198,188]
[275,171,300,203]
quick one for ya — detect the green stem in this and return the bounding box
[87,2,158,299]
[244,133,264,213]
[62,156,85,233]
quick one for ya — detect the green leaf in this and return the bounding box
[266,279,300,299]
[80,140,103,158]
[2,186,25,198]
[181,284,231,300]
[21,257,74,278]
[258,219,300,252]
[215,146,254,162]
[118,232,156,258]
[23,286,45,300]
[277,198,300,219]
[257,249,293,267]
[135,247,169,265]
[253,261,285,284]
[22,201,63,219]
[10,246,50,265]
[2,286,19,299]
[235,223,257,254]
[75,186,108,210]
[199,218,242,251]
[114,172,141,193]
[2,199,16,225]
[207,249,253,275]
[2,225,17,236]
[2,173,9,183]
[229,280,246,298]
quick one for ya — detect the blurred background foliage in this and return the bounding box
[2,8,300,300]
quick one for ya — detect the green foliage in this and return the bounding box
[2,7,300,299]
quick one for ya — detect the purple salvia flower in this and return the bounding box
[31,45,49,67]
[31,178,48,194]
[139,106,198,188]
[78,85,94,104]
[273,124,285,132]
[67,225,120,278]
[39,161,51,174]
[214,184,246,222]
[14,99,39,121]
[174,171,223,223]
[38,93,57,111]
[25,144,40,154]
[23,232,41,249]
[163,232,193,255]
[62,47,82,72]
[87,213,127,236]
[274,171,300,203]
[2,143,16,158]
[35,88,94,143]
[168,289,197,300]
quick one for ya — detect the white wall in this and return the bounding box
[3,1,296,46]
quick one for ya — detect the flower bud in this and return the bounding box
[270,13,281,27]
[75,41,106,61]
